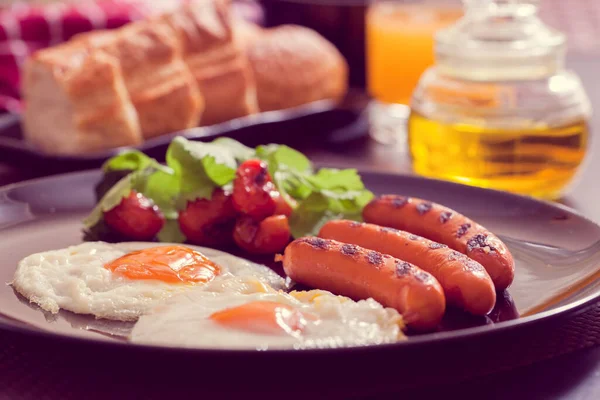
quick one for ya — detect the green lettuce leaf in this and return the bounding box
[157,219,186,243]
[83,168,150,229]
[288,188,374,239]
[256,144,312,176]
[306,168,365,191]
[283,167,374,238]
[102,150,171,174]
[255,144,314,206]
[97,150,179,219]
[288,192,331,239]
[134,169,180,220]
[165,137,255,206]
[83,166,180,229]
[213,137,256,162]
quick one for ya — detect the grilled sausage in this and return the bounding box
[363,195,515,291]
[319,220,496,315]
[277,237,446,330]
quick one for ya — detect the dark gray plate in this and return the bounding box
[1,169,599,395]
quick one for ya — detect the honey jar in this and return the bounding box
[408,0,591,199]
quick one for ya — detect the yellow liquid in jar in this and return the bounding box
[408,112,589,199]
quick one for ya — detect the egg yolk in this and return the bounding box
[105,246,220,284]
[209,301,318,336]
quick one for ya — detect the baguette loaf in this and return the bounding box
[73,21,204,139]
[160,0,258,126]
[22,43,142,155]
[21,1,349,155]
[234,17,263,48]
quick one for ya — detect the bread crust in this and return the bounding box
[74,21,204,138]
[246,25,348,112]
[22,43,142,155]
[160,0,258,126]
[21,1,348,154]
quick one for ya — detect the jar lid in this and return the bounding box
[435,0,566,81]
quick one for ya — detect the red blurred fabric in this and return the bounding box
[1,0,594,114]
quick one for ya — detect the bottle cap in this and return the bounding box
[435,0,566,80]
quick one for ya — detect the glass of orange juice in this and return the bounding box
[367,0,463,144]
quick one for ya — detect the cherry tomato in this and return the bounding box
[178,189,237,246]
[104,191,165,241]
[272,191,295,217]
[232,159,277,220]
[233,215,291,254]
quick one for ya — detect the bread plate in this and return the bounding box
[1,168,599,395]
[0,94,367,172]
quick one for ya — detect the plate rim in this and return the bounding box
[0,98,342,163]
[1,168,599,355]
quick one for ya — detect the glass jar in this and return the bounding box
[408,0,592,199]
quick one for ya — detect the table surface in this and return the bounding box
[316,55,600,399]
[2,58,600,400]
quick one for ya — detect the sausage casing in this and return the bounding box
[278,237,446,330]
[363,195,515,291]
[319,220,496,315]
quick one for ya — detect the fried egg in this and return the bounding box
[130,281,407,350]
[11,242,284,321]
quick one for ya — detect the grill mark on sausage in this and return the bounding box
[301,237,330,250]
[391,196,409,208]
[456,223,471,238]
[416,202,432,215]
[380,227,399,234]
[429,242,447,250]
[448,250,487,273]
[467,234,496,252]
[463,258,486,273]
[439,211,453,223]
[395,261,412,276]
[366,251,383,266]
[415,271,431,283]
[447,250,462,262]
[341,244,359,256]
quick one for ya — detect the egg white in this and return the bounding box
[10,241,284,321]
[130,283,407,350]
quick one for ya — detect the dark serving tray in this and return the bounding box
[0,91,370,173]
